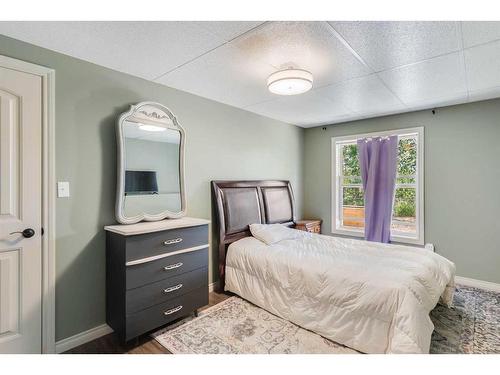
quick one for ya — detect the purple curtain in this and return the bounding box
[357,136,398,243]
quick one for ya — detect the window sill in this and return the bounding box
[331,227,424,246]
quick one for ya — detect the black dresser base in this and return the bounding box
[105,221,209,343]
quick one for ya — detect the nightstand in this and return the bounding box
[295,219,322,234]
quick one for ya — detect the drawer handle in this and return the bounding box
[164,262,183,271]
[163,283,183,293]
[164,305,183,316]
[163,238,183,246]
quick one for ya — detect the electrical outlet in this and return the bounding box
[425,243,435,252]
[57,181,70,198]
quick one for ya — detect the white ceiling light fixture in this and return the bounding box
[267,68,314,95]
[139,124,167,132]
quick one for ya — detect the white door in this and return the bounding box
[0,65,42,353]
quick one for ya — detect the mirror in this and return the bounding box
[115,102,186,224]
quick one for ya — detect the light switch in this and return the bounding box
[57,181,70,198]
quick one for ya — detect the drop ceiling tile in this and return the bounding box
[329,21,461,71]
[157,21,372,108]
[461,21,500,48]
[234,21,371,88]
[299,115,354,127]
[0,21,228,80]
[465,40,500,91]
[156,41,278,108]
[244,91,353,127]
[193,21,264,41]
[315,74,405,115]
[468,86,500,103]
[1,21,493,128]
[378,52,467,105]
[404,94,468,113]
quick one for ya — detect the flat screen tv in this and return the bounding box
[125,170,158,195]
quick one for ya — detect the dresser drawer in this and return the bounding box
[126,247,208,290]
[125,225,208,263]
[126,267,208,314]
[125,286,208,340]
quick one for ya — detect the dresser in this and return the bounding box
[104,217,210,342]
[294,219,322,234]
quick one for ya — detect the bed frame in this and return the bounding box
[211,180,296,291]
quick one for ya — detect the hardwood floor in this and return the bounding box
[65,291,230,354]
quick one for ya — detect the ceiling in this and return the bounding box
[124,122,180,143]
[1,21,500,128]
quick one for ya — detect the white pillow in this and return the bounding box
[249,223,301,245]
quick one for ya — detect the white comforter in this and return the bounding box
[225,232,455,354]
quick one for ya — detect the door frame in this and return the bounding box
[0,55,56,353]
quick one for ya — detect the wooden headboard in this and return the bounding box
[211,180,296,291]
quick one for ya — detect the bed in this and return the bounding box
[212,180,456,354]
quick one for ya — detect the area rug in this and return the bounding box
[152,296,357,354]
[152,285,500,354]
[430,285,500,353]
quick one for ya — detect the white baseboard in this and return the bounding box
[55,324,113,353]
[455,276,500,292]
[56,283,219,353]
[209,281,219,292]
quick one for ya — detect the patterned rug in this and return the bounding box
[152,285,500,354]
[430,285,500,353]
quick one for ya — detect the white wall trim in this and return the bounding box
[55,324,113,354]
[55,283,218,353]
[0,55,56,354]
[455,276,500,293]
[209,281,219,293]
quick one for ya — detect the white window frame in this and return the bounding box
[331,127,424,245]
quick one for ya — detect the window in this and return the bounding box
[331,127,424,245]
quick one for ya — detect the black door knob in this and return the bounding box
[9,228,35,238]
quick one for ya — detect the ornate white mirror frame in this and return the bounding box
[115,101,186,224]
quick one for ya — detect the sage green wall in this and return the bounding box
[303,99,500,284]
[0,35,304,341]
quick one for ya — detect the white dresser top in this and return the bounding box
[104,217,210,236]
